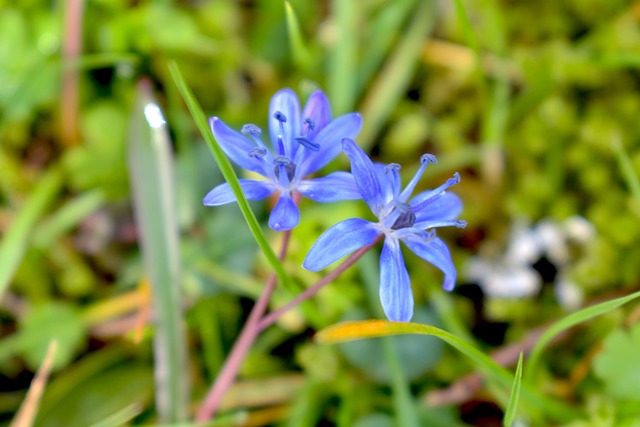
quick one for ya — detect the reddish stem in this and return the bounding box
[195,230,291,422]
[257,235,383,332]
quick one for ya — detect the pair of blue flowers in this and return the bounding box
[203,89,465,322]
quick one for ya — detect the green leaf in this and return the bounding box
[284,1,312,70]
[328,0,358,115]
[128,80,189,422]
[526,290,640,382]
[503,352,524,427]
[17,303,85,372]
[168,62,295,292]
[0,166,63,299]
[593,323,640,400]
[317,319,581,423]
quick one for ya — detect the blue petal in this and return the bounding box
[341,138,385,216]
[301,90,332,136]
[379,238,413,322]
[269,89,301,158]
[401,233,457,291]
[303,218,380,271]
[297,172,361,202]
[203,180,276,206]
[268,193,300,231]
[210,117,271,176]
[298,113,362,176]
[373,163,401,206]
[411,192,462,223]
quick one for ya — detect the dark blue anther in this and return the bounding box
[274,111,287,123]
[295,137,320,152]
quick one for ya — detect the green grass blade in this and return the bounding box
[452,0,486,101]
[168,62,295,292]
[328,0,358,115]
[357,0,437,150]
[526,290,640,383]
[88,403,142,427]
[356,0,417,99]
[128,80,189,422]
[284,1,312,71]
[503,352,524,427]
[612,133,640,202]
[317,320,581,422]
[0,166,63,298]
[33,189,105,249]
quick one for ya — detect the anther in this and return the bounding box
[241,124,262,136]
[274,111,287,123]
[248,147,267,158]
[386,163,401,174]
[295,137,320,152]
[304,117,315,131]
[421,154,437,164]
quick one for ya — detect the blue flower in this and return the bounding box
[303,138,465,322]
[203,89,363,231]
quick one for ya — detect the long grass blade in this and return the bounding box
[0,166,63,298]
[284,1,312,71]
[503,352,524,427]
[526,290,640,382]
[128,79,189,422]
[317,320,581,422]
[357,0,437,150]
[328,0,358,115]
[168,62,295,292]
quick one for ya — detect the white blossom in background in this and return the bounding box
[466,216,595,308]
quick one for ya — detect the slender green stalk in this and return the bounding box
[358,0,436,150]
[168,62,295,292]
[128,79,189,422]
[525,290,640,383]
[0,166,63,299]
[503,353,524,427]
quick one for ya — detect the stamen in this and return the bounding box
[409,172,461,213]
[273,111,287,123]
[241,124,262,136]
[276,135,286,156]
[386,163,401,173]
[295,137,320,152]
[398,153,436,203]
[304,117,315,130]
[421,153,437,164]
[248,147,267,158]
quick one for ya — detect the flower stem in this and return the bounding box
[195,230,292,422]
[257,235,383,332]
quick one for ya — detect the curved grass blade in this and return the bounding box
[317,320,581,422]
[526,290,640,382]
[128,80,189,422]
[284,1,312,70]
[503,352,524,427]
[0,166,63,298]
[168,62,295,292]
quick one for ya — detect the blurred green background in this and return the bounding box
[2,0,640,426]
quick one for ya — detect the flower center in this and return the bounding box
[273,156,296,183]
[391,211,416,230]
